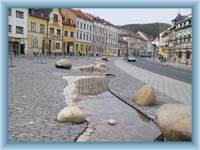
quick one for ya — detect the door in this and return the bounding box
[20,44,25,55]
[42,40,45,55]
[48,40,51,55]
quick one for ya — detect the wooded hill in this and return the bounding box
[118,23,170,39]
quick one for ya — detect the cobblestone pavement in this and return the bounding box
[106,58,181,118]
[114,58,191,104]
[78,91,161,141]
[9,56,186,142]
[9,56,99,142]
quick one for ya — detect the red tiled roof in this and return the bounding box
[137,31,151,41]
[69,9,92,21]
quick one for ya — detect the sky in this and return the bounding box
[79,8,192,25]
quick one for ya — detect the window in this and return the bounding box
[186,51,190,59]
[16,26,23,34]
[70,32,74,37]
[84,24,86,30]
[9,24,12,33]
[188,34,192,43]
[86,34,88,41]
[53,14,58,22]
[32,39,38,48]
[56,43,60,49]
[50,28,54,35]
[31,22,36,32]
[57,29,61,36]
[16,10,24,19]
[80,22,82,29]
[65,31,68,36]
[178,51,182,58]
[77,32,79,39]
[77,21,79,28]
[8,9,12,16]
[40,24,45,33]
[80,33,82,40]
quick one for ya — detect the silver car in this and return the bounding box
[128,56,136,62]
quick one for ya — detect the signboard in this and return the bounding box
[160,47,168,53]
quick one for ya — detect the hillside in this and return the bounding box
[118,23,170,39]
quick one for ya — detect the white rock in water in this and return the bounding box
[57,106,85,123]
[108,119,117,125]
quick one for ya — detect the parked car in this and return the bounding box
[128,56,136,62]
[102,56,108,61]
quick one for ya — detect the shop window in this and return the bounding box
[56,43,60,49]
[186,51,190,59]
[178,51,182,58]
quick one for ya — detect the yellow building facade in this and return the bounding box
[60,9,76,55]
[47,8,63,55]
[28,9,49,55]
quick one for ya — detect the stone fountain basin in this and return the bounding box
[60,75,162,141]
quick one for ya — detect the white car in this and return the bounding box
[128,56,136,62]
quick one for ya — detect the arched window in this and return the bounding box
[178,51,182,58]
[186,51,190,59]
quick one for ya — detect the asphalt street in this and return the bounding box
[127,57,192,84]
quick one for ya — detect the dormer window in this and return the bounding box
[53,14,58,22]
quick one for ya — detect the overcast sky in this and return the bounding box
[78,8,192,25]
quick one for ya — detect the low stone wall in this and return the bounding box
[62,75,113,105]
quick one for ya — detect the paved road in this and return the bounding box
[128,57,192,84]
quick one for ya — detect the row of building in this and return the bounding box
[8,8,122,57]
[8,8,152,57]
[157,13,192,65]
[119,29,153,57]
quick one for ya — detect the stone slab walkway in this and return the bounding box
[78,91,161,142]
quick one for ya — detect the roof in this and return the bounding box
[29,8,52,20]
[172,13,187,25]
[69,9,92,21]
[119,37,128,44]
[137,31,151,41]
[119,32,147,42]
[86,13,116,27]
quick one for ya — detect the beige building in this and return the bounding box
[47,8,63,55]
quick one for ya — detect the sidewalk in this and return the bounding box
[114,59,191,104]
[144,57,192,70]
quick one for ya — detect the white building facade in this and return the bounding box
[105,23,119,56]
[74,10,93,56]
[91,16,106,56]
[8,8,28,55]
